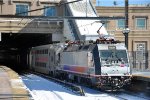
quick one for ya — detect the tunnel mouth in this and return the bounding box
[0,33,52,72]
[0,33,52,48]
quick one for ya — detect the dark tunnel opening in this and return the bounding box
[0,33,53,72]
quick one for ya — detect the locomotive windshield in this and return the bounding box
[99,50,129,67]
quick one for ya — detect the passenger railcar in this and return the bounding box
[29,43,64,75]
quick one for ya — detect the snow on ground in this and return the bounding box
[21,74,149,100]
[21,74,119,100]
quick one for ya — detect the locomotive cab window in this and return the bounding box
[99,50,128,67]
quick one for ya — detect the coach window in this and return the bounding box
[42,50,44,54]
[46,49,48,54]
[16,4,29,16]
[45,49,48,54]
[44,49,45,54]
[44,6,56,16]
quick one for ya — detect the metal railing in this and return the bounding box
[128,50,150,72]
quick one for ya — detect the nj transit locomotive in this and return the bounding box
[29,40,131,89]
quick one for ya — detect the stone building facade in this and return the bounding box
[0,0,64,42]
[96,6,150,70]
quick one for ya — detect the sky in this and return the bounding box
[96,0,150,6]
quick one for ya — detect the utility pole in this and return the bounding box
[123,0,129,50]
[125,0,128,28]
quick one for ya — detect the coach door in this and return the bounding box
[49,50,55,72]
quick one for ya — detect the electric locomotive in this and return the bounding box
[58,39,131,89]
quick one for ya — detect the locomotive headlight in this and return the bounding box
[102,73,108,75]
[124,72,129,75]
[101,73,108,76]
